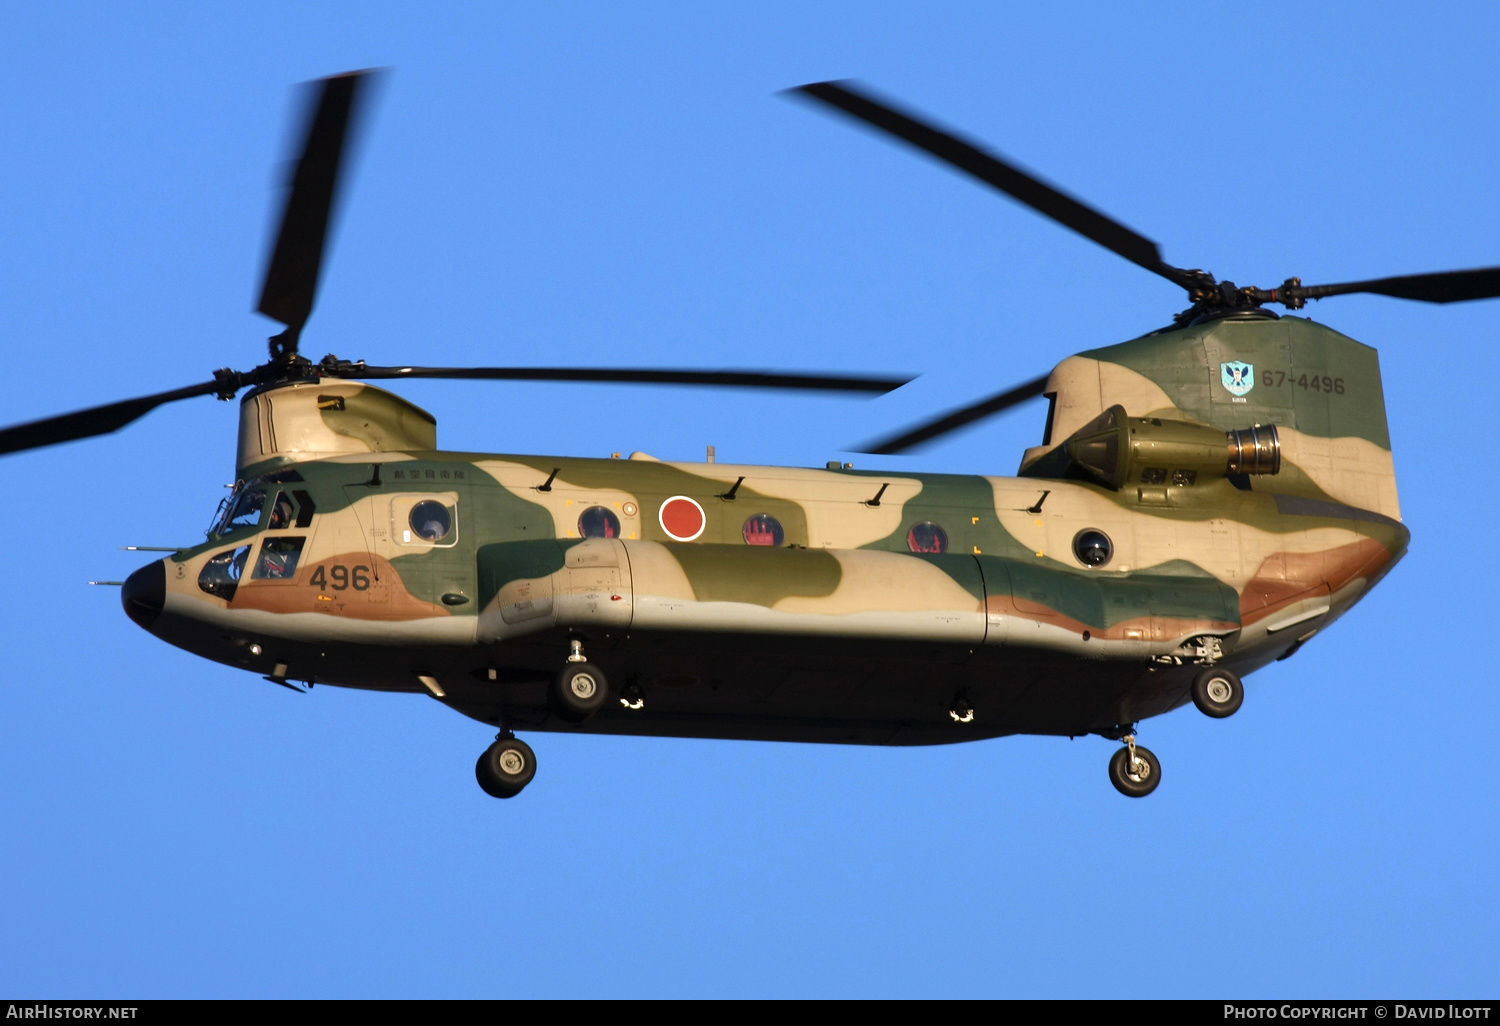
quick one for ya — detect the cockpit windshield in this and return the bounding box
[220,487,268,534]
[212,470,305,537]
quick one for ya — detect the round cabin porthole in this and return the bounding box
[907,522,948,554]
[1073,529,1113,568]
[659,496,706,542]
[409,501,452,543]
[742,513,784,547]
[578,505,621,539]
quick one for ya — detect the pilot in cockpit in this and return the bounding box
[268,492,296,530]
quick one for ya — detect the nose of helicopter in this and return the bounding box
[121,560,166,629]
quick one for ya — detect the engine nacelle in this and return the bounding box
[1060,404,1280,490]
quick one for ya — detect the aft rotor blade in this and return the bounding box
[789,80,1193,290]
[856,374,1050,454]
[0,379,227,457]
[341,365,913,394]
[1293,265,1500,304]
[257,71,377,349]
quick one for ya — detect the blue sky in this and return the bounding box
[1,2,1495,997]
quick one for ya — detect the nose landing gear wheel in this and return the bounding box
[1108,743,1161,798]
[1191,666,1244,718]
[476,736,537,799]
[550,661,609,722]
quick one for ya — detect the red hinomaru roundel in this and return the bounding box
[659,496,706,541]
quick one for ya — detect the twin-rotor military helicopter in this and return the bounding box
[7,72,1491,798]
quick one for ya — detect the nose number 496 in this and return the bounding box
[309,564,372,591]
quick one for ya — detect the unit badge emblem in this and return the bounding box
[1221,361,1255,397]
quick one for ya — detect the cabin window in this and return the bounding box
[907,522,948,554]
[1171,470,1198,487]
[742,514,784,547]
[392,496,459,547]
[1073,529,1113,568]
[578,505,621,539]
[253,537,306,580]
[409,501,453,543]
[198,545,250,600]
[1140,467,1168,485]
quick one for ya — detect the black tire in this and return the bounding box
[475,737,537,799]
[1108,745,1161,798]
[550,661,609,722]
[1191,666,1244,718]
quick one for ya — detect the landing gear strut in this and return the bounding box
[476,733,537,799]
[550,636,610,722]
[1108,734,1161,798]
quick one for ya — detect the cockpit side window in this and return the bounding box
[268,491,296,530]
[253,537,306,580]
[198,545,250,600]
[291,490,316,528]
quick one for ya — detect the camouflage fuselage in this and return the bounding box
[125,314,1409,745]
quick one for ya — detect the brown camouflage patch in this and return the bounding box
[1240,537,1392,626]
[231,550,452,621]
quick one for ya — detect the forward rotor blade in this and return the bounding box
[1295,265,1500,304]
[789,80,1193,290]
[856,374,1050,454]
[0,379,227,457]
[339,365,913,394]
[257,70,377,348]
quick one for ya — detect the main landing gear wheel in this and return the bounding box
[476,736,537,799]
[1108,740,1161,798]
[1191,666,1244,719]
[550,661,609,723]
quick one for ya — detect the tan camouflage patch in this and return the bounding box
[238,381,436,474]
[1276,428,1401,520]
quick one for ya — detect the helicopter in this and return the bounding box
[4,72,1490,800]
